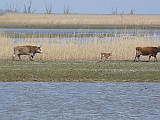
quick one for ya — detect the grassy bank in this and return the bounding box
[0,60,160,82]
[0,13,160,29]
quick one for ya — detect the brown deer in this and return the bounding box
[100,53,111,62]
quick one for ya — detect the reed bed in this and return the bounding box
[1,32,160,61]
[0,33,14,59]
[0,13,160,26]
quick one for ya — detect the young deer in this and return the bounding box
[100,53,111,62]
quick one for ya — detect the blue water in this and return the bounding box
[0,82,160,120]
[1,28,159,36]
[2,28,160,45]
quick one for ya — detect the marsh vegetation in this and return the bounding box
[0,13,160,81]
[0,14,160,29]
[0,28,160,82]
[0,30,159,61]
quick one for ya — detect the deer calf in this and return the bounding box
[100,53,111,62]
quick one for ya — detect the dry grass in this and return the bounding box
[1,33,160,61]
[0,33,14,59]
[0,13,160,25]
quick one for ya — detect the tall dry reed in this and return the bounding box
[0,33,14,60]
[0,13,160,25]
[1,32,160,61]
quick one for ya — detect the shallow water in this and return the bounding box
[1,28,160,36]
[0,82,159,120]
[2,28,160,45]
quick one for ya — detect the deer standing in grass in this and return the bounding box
[100,53,111,62]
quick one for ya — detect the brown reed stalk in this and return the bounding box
[0,13,160,26]
[1,32,159,61]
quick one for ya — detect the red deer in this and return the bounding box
[100,53,111,62]
[12,45,42,61]
[134,46,160,62]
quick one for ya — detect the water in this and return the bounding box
[1,28,160,36]
[2,28,160,45]
[0,82,159,120]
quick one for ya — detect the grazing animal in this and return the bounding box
[100,53,111,61]
[12,45,42,61]
[134,46,160,62]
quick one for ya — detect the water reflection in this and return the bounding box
[0,82,160,119]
